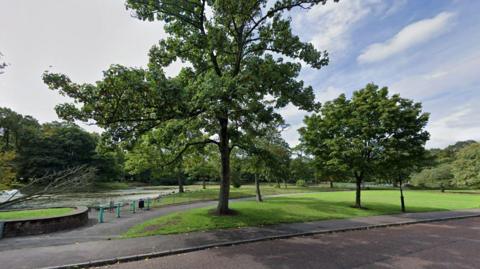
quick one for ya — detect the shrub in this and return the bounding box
[296,180,307,187]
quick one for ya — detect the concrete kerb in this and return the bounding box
[41,211,480,269]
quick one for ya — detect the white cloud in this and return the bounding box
[382,0,407,19]
[278,104,305,119]
[0,0,167,132]
[315,86,344,103]
[282,123,304,147]
[297,0,384,53]
[427,104,480,148]
[389,50,480,100]
[358,12,455,63]
[279,86,345,146]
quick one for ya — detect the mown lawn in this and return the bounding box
[0,208,74,220]
[154,184,349,206]
[124,190,480,237]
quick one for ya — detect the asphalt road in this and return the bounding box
[96,217,480,269]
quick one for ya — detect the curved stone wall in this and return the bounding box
[0,206,89,238]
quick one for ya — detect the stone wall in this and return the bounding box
[0,206,89,238]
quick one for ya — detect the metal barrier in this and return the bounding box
[97,196,164,223]
[98,207,105,223]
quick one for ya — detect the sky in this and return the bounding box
[1,0,479,149]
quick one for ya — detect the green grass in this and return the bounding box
[0,208,74,220]
[153,184,346,206]
[124,190,480,237]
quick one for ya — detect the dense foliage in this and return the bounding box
[42,0,335,214]
[411,141,480,188]
[0,107,124,188]
[300,84,430,208]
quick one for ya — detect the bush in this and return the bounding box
[296,180,307,187]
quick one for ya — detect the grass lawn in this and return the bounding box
[154,184,350,206]
[0,208,74,220]
[124,190,480,237]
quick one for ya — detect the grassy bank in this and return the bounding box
[125,190,480,237]
[0,208,74,220]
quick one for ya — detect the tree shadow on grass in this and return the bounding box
[135,195,453,237]
[258,196,449,217]
[176,199,448,237]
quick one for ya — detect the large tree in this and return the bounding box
[452,142,480,187]
[16,122,97,180]
[300,83,429,208]
[0,107,41,152]
[43,0,334,214]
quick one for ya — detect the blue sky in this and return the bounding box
[1,0,479,148]
[280,0,480,148]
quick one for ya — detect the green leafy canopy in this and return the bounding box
[43,0,333,150]
[42,0,337,213]
[299,83,430,206]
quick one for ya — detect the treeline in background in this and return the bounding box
[1,106,479,191]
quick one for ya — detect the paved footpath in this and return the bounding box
[1,204,480,269]
[96,217,480,269]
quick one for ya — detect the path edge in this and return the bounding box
[42,212,480,269]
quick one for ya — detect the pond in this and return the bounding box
[0,186,179,209]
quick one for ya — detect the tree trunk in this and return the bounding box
[202,178,206,190]
[177,176,184,193]
[176,162,184,193]
[255,174,263,202]
[217,118,231,215]
[399,178,405,213]
[329,176,334,188]
[354,173,362,208]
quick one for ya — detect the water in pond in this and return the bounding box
[1,187,179,208]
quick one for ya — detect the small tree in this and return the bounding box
[410,164,454,190]
[290,146,316,184]
[242,153,265,202]
[241,127,290,201]
[300,83,429,208]
[184,146,219,189]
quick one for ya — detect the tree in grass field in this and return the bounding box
[290,146,316,184]
[242,128,291,202]
[300,83,430,209]
[43,0,336,214]
[183,146,219,189]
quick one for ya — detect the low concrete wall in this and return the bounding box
[0,207,89,238]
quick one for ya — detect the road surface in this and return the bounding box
[96,217,480,269]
